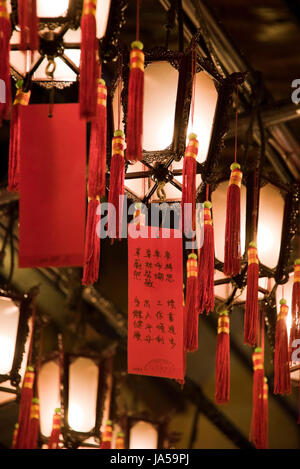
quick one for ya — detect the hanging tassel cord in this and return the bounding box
[215,309,230,404]
[197,196,215,315]
[184,253,199,353]
[274,299,291,396]
[125,0,144,162]
[79,0,98,120]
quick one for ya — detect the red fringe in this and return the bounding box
[244,244,259,346]
[100,441,112,449]
[292,282,300,318]
[250,349,265,449]
[108,131,125,239]
[262,379,269,449]
[224,165,242,276]
[215,312,230,404]
[26,400,40,449]
[0,15,12,124]
[184,254,198,352]
[197,203,215,315]
[48,411,61,449]
[126,43,144,162]
[88,80,107,198]
[18,0,39,51]
[80,12,98,120]
[82,198,101,285]
[15,368,35,449]
[8,105,21,192]
[274,301,291,395]
[291,261,300,333]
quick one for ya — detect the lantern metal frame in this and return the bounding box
[9,0,128,91]
[105,15,300,356]
[107,31,239,207]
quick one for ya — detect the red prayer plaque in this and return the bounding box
[128,225,184,380]
[19,103,86,268]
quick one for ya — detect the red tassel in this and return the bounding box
[108,130,125,239]
[274,299,291,395]
[262,377,269,449]
[82,79,107,285]
[184,253,198,352]
[0,1,11,124]
[125,41,144,162]
[224,163,242,276]
[115,432,125,449]
[80,0,98,120]
[244,242,259,346]
[215,310,230,404]
[82,198,101,285]
[18,0,39,51]
[26,398,40,449]
[15,367,35,449]
[8,88,31,192]
[90,79,107,197]
[290,260,300,346]
[181,133,198,235]
[197,201,215,315]
[48,409,61,449]
[250,348,265,449]
[100,421,113,449]
[11,424,19,449]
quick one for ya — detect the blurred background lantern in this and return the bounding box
[37,347,115,449]
[129,420,159,449]
[0,289,34,405]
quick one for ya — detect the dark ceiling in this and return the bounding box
[0,0,300,450]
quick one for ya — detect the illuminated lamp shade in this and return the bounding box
[38,360,60,438]
[0,297,31,405]
[129,421,159,449]
[186,71,218,163]
[68,357,99,433]
[143,61,179,152]
[212,181,246,263]
[113,60,178,147]
[257,184,284,269]
[36,0,69,17]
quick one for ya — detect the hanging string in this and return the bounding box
[282,284,285,299]
[136,0,140,41]
[117,55,122,131]
[191,44,196,130]
[234,84,239,163]
[206,183,210,202]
